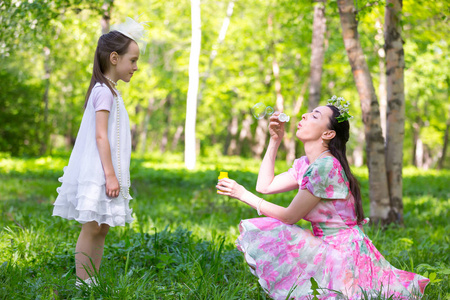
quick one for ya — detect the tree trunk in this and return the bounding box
[185,0,201,170]
[140,97,155,154]
[237,114,253,155]
[437,79,449,169]
[269,13,297,162]
[198,0,235,105]
[161,95,172,153]
[308,0,326,112]
[267,13,284,112]
[131,104,140,151]
[438,117,449,169]
[252,119,269,159]
[375,19,387,138]
[423,145,432,170]
[171,125,184,152]
[286,79,308,164]
[384,0,405,224]
[337,0,391,225]
[352,128,365,167]
[40,46,51,155]
[273,57,284,112]
[378,56,387,138]
[225,112,239,155]
[100,1,112,34]
[412,119,421,167]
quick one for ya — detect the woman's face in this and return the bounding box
[296,106,333,142]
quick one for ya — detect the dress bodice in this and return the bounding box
[304,197,361,237]
[288,155,366,239]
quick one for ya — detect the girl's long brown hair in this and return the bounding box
[326,105,365,224]
[84,31,133,108]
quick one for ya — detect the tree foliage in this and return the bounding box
[0,0,448,168]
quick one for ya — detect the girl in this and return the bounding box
[217,96,429,299]
[52,17,146,287]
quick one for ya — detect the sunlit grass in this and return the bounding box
[0,153,449,299]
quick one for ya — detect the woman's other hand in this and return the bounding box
[216,178,247,200]
[268,112,285,142]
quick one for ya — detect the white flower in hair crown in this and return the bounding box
[327,95,353,123]
[111,17,148,53]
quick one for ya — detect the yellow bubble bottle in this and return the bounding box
[217,171,228,193]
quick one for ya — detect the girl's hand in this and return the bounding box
[216,178,247,200]
[106,174,120,198]
[268,112,285,141]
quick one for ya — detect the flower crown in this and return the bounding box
[111,17,148,53]
[327,95,353,123]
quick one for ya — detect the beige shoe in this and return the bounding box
[75,278,85,288]
[84,277,98,286]
[76,277,98,288]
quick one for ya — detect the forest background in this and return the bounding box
[0,0,449,298]
[1,0,448,169]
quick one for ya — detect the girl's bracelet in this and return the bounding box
[256,198,264,216]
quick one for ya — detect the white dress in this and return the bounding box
[52,83,134,227]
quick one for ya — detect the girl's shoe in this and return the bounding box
[84,277,98,286]
[76,277,98,288]
[75,278,85,288]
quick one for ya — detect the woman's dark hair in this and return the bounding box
[84,31,133,108]
[326,105,364,224]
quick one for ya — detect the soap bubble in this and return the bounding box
[251,103,274,120]
[265,106,274,116]
[251,103,267,119]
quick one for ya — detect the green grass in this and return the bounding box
[0,152,449,299]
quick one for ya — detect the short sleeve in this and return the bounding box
[91,84,114,112]
[287,156,310,184]
[300,157,349,199]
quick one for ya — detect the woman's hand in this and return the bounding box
[268,112,285,142]
[105,174,120,198]
[216,178,247,200]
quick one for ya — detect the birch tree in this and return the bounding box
[100,0,113,34]
[268,13,284,112]
[185,0,201,170]
[384,0,405,223]
[438,101,449,169]
[308,0,326,112]
[198,0,235,104]
[337,0,391,225]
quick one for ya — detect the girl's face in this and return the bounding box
[115,41,140,82]
[296,106,333,142]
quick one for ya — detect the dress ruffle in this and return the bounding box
[53,177,134,227]
[236,217,429,300]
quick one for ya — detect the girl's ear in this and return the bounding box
[109,51,119,66]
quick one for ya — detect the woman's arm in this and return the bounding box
[256,113,298,194]
[95,110,120,198]
[217,178,320,225]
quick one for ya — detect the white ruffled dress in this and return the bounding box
[53,83,134,227]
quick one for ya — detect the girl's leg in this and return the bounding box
[75,221,110,280]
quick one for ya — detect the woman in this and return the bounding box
[217,96,429,299]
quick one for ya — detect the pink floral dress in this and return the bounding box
[236,156,429,300]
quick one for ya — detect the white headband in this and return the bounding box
[111,17,148,53]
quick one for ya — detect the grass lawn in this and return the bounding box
[0,152,449,299]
